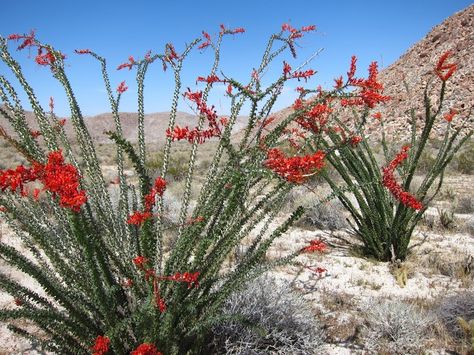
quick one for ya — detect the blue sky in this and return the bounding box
[0,0,472,117]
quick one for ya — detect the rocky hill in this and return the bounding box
[375,3,474,140]
[243,4,474,142]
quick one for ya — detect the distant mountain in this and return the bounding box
[0,110,249,145]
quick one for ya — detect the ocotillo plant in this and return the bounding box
[310,52,472,261]
[0,24,383,353]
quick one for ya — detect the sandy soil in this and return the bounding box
[0,175,473,354]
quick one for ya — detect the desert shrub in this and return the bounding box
[417,149,437,173]
[438,207,457,229]
[455,195,474,214]
[298,200,349,231]
[465,217,474,236]
[454,141,474,174]
[0,26,370,354]
[362,298,433,354]
[437,291,474,340]
[211,275,325,354]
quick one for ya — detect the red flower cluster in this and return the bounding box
[264,148,326,184]
[186,215,205,224]
[341,56,390,108]
[133,255,148,269]
[281,23,316,39]
[91,335,110,355]
[144,177,167,210]
[127,211,153,225]
[196,74,224,85]
[133,255,199,312]
[127,177,166,225]
[198,31,212,50]
[75,49,91,55]
[162,271,200,289]
[39,151,87,211]
[293,99,332,134]
[219,24,245,35]
[131,343,162,355]
[164,43,179,64]
[382,145,423,210]
[116,81,128,94]
[300,239,327,253]
[0,151,86,212]
[117,56,135,70]
[350,136,363,146]
[305,265,327,275]
[291,69,315,82]
[7,30,36,50]
[35,47,65,66]
[435,51,456,81]
[443,108,457,122]
[166,89,225,144]
[8,31,65,69]
[372,112,382,120]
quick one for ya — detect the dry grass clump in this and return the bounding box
[210,275,325,355]
[436,291,474,340]
[361,298,434,354]
[455,195,474,214]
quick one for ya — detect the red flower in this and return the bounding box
[0,206,6,212]
[166,271,200,288]
[264,148,326,184]
[116,81,128,94]
[144,177,167,210]
[91,335,110,355]
[122,278,133,288]
[8,30,36,50]
[30,130,41,138]
[0,165,38,193]
[165,43,179,63]
[33,188,41,201]
[117,56,135,70]
[281,23,297,33]
[334,76,344,89]
[382,145,423,210]
[198,31,212,50]
[350,136,362,146]
[291,69,315,82]
[40,150,87,212]
[301,25,316,32]
[187,216,205,225]
[14,298,23,306]
[347,56,357,81]
[435,51,456,81]
[305,265,327,274]
[283,61,292,77]
[127,211,153,225]
[131,343,162,355]
[49,96,55,112]
[301,239,327,253]
[372,112,382,120]
[35,47,65,66]
[196,74,223,85]
[133,256,148,268]
[75,49,91,54]
[443,108,457,122]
